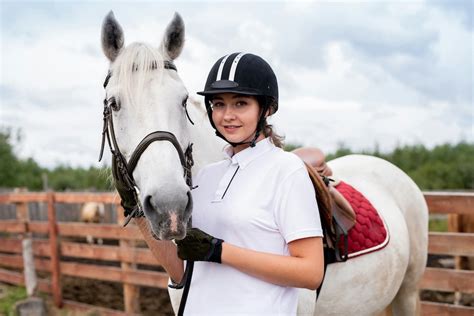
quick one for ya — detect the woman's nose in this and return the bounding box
[222,105,237,119]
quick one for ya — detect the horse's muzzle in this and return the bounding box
[143,191,192,241]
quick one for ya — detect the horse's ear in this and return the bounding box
[160,12,185,60]
[101,11,124,62]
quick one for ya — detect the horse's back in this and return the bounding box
[301,154,428,316]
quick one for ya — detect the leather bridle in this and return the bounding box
[99,59,195,316]
[99,60,194,227]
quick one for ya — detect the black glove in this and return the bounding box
[175,227,224,263]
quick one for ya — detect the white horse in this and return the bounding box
[80,202,105,244]
[100,12,428,316]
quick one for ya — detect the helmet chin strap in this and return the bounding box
[215,129,260,148]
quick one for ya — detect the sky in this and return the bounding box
[0,0,472,168]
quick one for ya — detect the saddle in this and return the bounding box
[294,148,389,300]
[303,161,356,262]
[292,148,357,241]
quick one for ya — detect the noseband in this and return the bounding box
[99,60,194,227]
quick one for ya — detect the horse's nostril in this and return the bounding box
[144,195,155,211]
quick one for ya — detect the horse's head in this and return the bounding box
[101,11,191,240]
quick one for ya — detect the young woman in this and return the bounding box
[174,52,325,315]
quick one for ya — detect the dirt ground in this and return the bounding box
[62,276,174,315]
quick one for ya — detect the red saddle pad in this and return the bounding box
[334,181,389,259]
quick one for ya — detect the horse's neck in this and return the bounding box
[187,101,226,175]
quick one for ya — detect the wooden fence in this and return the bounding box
[0,191,473,315]
[420,192,474,315]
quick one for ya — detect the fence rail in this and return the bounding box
[0,191,473,315]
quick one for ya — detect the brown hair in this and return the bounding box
[263,123,284,148]
[258,96,284,148]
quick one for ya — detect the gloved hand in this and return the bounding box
[175,227,224,263]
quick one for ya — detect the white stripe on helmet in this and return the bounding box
[216,54,231,81]
[228,52,248,81]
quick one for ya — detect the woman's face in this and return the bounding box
[210,93,264,153]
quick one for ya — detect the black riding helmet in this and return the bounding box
[197,52,278,147]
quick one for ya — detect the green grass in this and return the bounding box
[0,285,27,316]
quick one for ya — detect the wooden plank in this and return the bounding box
[55,192,118,204]
[37,279,52,293]
[33,239,51,257]
[0,268,51,293]
[119,201,140,315]
[59,242,159,265]
[0,238,50,257]
[0,195,10,203]
[0,253,23,268]
[0,220,25,233]
[60,262,169,288]
[0,192,117,204]
[0,192,48,203]
[122,240,141,314]
[29,222,49,234]
[62,300,134,316]
[0,268,23,285]
[428,232,474,256]
[424,192,474,215]
[34,257,52,272]
[0,253,51,272]
[420,268,474,293]
[47,191,62,307]
[16,200,29,224]
[58,222,141,240]
[0,220,47,234]
[0,237,22,253]
[421,301,474,316]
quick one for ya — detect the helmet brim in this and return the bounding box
[197,88,261,96]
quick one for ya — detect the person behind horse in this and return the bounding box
[175,52,324,315]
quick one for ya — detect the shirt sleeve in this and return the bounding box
[274,166,324,243]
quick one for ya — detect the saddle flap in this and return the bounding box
[329,186,356,232]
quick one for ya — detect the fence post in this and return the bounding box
[447,213,463,305]
[117,203,140,314]
[15,189,37,296]
[47,191,62,307]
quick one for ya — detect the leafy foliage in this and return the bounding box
[324,142,474,190]
[0,128,111,191]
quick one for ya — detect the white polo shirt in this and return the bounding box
[186,137,323,315]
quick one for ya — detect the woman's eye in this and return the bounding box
[212,102,224,108]
[235,101,247,108]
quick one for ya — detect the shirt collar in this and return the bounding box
[223,137,274,169]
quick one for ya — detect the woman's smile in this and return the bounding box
[211,93,264,152]
[223,124,242,133]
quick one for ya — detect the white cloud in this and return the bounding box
[0,1,472,168]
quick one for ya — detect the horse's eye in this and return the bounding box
[109,97,121,111]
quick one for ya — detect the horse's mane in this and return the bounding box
[112,42,165,107]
